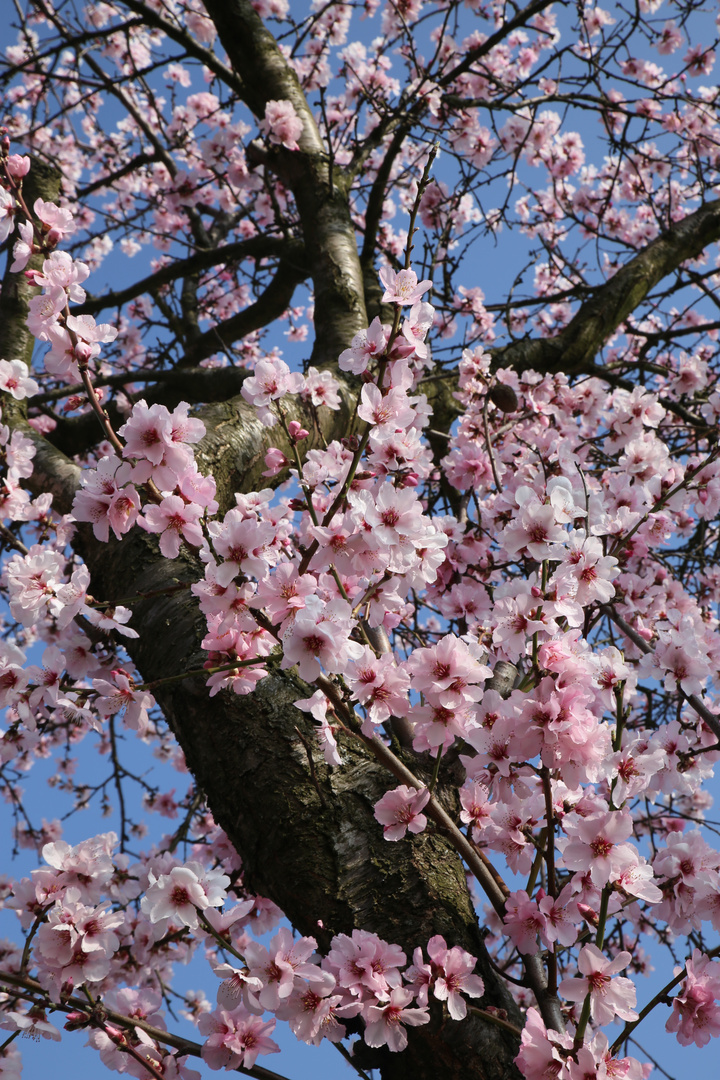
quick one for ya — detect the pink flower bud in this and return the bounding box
[64,1011,90,1031]
[397,471,419,488]
[6,154,30,178]
[73,341,93,366]
[287,419,309,442]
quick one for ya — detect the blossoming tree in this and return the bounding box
[1,1,720,1079]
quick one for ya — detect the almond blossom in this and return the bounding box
[198,1006,280,1070]
[0,359,38,399]
[666,950,720,1048]
[259,99,304,150]
[559,944,639,1026]
[417,935,486,1020]
[373,785,430,840]
[140,863,230,931]
[364,987,430,1051]
[5,14,720,1080]
[141,494,205,558]
[379,267,433,306]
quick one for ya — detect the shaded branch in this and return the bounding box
[43,366,251,458]
[180,240,310,367]
[76,152,161,200]
[73,236,297,317]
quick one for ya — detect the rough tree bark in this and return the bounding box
[6,4,720,1077]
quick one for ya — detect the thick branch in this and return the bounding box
[201,0,368,366]
[44,367,251,458]
[0,161,61,367]
[73,236,295,316]
[494,198,720,375]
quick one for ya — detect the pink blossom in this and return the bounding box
[347,484,425,555]
[34,250,89,300]
[275,970,352,1045]
[240,357,304,424]
[378,267,433,306]
[345,647,410,728]
[72,455,141,542]
[260,99,304,150]
[34,197,75,243]
[118,399,201,485]
[92,669,155,732]
[459,782,492,839]
[295,690,343,766]
[253,564,317,627]
[6,545,66,627]
[425,935,485,1020]
[0,1008,61,1043]
[516,1007,574,1080]
[666,949,720,1047]
[0,187,16,244]
[325,930,406,1002]
[10,220,34,272]
[559,944,639,1025]
[558,810,636,887]
[214,961,263,1011]
[657,20,682,54]
[0,359,38,400]
[364,987,430,1051]
[684,44,715,76]
[537,885,581,948]
[338,317,389,373]
[5,153,30,178]
[263,447,290,475]
[244,926,323,1011]
[141,863,230,931]
[410,698,477,751]
[504,891,548,955]
[374,785,430,841]
[401,300,435,361]
[26,286,67,339]
[207,510,277,585]
[358,384,416,429]
[85,604,139,639]
[406,633,491,706]
[500,486,568,561]
[141,495,205,558]
[552,532,618,605]
[567,1032,645,1080]
[303,366,341,410]
[281,595,363,680]
[199,1006,279,1070]
[39,832,116,904]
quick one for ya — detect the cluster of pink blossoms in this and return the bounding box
[3,100,720,1080]
[3,829,488,1067]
